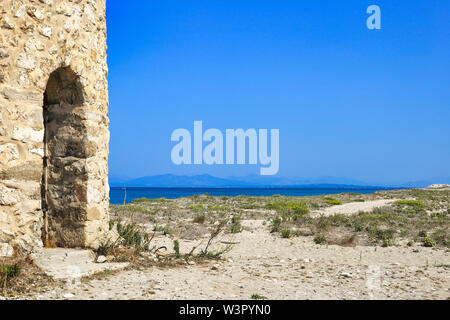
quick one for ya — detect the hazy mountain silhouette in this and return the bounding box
[109,174,396,188]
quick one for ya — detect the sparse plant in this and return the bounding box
[173,240,180,257]
[271,216,282,233]
[251,294,267,300]
[324,197,342,205]
[423,238,436,247]
[153,225,174,236]
[115,219,155,252]
[0,263,21,287]
[230,214,243,233]
[197,220,231,259]
[281,229,291,238]
[314,235,326,244]
[193,214,206,224]
[394,200,425,208]
[418,230,427,237]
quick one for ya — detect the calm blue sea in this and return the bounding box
[109,187,393,205]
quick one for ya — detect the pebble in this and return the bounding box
[340,272,353,278]
[63,293,74,298]
[97,255,107,263]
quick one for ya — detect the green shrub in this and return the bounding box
[153,225,173,235]
[325,198,342,205]
[423,238,436,247]
[117,220,154,251]
[230,215,243,233]
[266,200,309,216]
[418,230,427,237]
[131,197,150,204]
[271,216,282,233]
[314,235,326,244]
[173,240,180,257]
[189,204,205,212]
[193,214,205,224]
[281,229,291,238]
[382,239,392,247]
[0,263,21,284]
[394,200,425,208]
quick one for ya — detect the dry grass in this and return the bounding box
[0,249,58,297]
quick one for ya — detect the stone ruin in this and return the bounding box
[0,0,110,257]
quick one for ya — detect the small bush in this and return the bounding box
[394,200,425,208]
[0,263,21,284]
[193,214,205,224]
[382,239,392,247]
[131,197,150,204]
[116,220,154,251]
[423,238,436,247]
[325,197,342,205]
[230,215,243,233]
[374,228,395,242]
[189,204,205,212]
[271,216,282,233]
[418,230,427,237]
[153,225,174,236]
[314,235,326,244]
[281,229,291,238]
[173,240,180,257]
[266,200,309,216]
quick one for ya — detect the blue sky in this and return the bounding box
[106,1,450,184]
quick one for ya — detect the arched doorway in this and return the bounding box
[41,67,88,248]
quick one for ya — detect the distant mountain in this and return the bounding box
[109,175,132,186]
[109,174,390,189]
[120,174,236,187]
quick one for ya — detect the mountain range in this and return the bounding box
[109,174,450,188]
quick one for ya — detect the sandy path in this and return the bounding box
[311,199,398,217]
[17,220,450,300]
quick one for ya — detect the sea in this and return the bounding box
[109,187,394,205]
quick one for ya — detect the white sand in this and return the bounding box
[311,199,398,217]
[17,218,450,300]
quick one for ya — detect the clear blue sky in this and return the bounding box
[106,0,450,184]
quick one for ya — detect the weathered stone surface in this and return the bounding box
[33,248,128,280]
[0,242,13,257]
[0,185,21,205]
[1,0,110,252]
[12,126,44,143]
[0,163,42,181]
[16,53,36,70]
[0,143,19,161]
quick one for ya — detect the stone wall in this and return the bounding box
[0,0,109,255]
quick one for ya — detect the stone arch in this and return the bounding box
[41,66,89,248]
